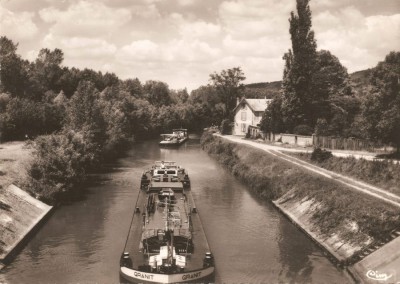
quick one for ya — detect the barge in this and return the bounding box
[159,129,188,147]
[120,161,214,283]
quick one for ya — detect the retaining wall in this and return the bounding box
[0,184,53,267]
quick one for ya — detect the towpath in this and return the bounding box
[216,134,400,208]
[217,134,400,283]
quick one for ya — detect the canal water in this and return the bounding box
[1,135,352,283]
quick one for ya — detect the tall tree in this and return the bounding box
[281,0,318,131]
[209,67,246,119]
[0,36,29,96]
[31,48,64,96]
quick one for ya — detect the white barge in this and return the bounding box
[159,129,188,147]
[120,161,214,283]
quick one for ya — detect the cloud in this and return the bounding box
[222,35,289,58]
[178,20,222,40]
[43,34,117,59]
[315,8,400,72]
[176,0,196,7]
[39,1,132,37]
[118,38,221,63]
[119,40,161,62]
[0,6,38,40]
[219,0,293,39]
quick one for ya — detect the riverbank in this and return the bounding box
[0,141,32,189]
[0,142,53,269]
[0,184,53,268]
[200,132,400,280]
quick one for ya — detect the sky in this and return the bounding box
[1,0,399,91]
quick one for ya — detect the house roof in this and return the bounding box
[233,98,272,113]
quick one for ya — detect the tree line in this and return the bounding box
[260,0,400,152]
[0,0,398,202]
[0,35,243,202]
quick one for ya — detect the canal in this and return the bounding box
[1,135,352,283]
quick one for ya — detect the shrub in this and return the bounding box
[311,147,333,163]
[220,119,232,135]
[26,131,90,203]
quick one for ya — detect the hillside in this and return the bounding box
[349,69,373,97]
[244,81,282,99]
[244,68,372,100]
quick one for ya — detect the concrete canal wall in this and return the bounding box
[201,133,400,281]
[0,184,53,268]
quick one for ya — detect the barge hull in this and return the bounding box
[120,266,214,284]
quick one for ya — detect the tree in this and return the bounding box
[66,81,105,163]
[260,96,284,134]
[281,0,318,131]
[311,50,355,136]
[143,80,172,107]
[0,36,29,96]
[170,88,189,104]
[361,51,400,151]
[27,131,89,202]
[98,86,131,156]
[30,48,64,96]
[209,67,246,119]
[120,78,143,98]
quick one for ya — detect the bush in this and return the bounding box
[293,124,313,135]
[311,147,333,163]
[26,131,90,203]
[220,119,232,135]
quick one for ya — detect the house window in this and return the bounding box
[241,123,246,132]
[241,112,247,121]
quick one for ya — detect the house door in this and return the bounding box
[241,123,246,133]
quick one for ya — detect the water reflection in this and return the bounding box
[2,138,351,283]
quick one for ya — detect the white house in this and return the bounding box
[232,98,272,136]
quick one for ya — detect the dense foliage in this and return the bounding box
[260,0,399,152]
[0,36,252,202]
[209,67,246,119]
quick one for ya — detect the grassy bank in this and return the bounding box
[288,151,400,196]
[0,141,32,190]
[201,132,400,261]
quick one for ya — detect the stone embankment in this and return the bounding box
[0,184,53,269]
[201,133,400,283]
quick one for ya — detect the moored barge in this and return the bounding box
[120,161,214,283]
[159,129,188,147]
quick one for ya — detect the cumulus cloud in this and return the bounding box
[219,0,293,39]
[178,20,222,40]
[0,6,38,40]
[118,38,220,64]
[119,40,161,62]
[314,8,400,72]
[43,34,117,59]
[2,0,399,90]
[39,1,132,37]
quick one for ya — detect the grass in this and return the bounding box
[290,151,400,196]
[201,132,400,247]
[0,141,33,189]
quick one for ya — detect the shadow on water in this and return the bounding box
[1,138,352,284]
